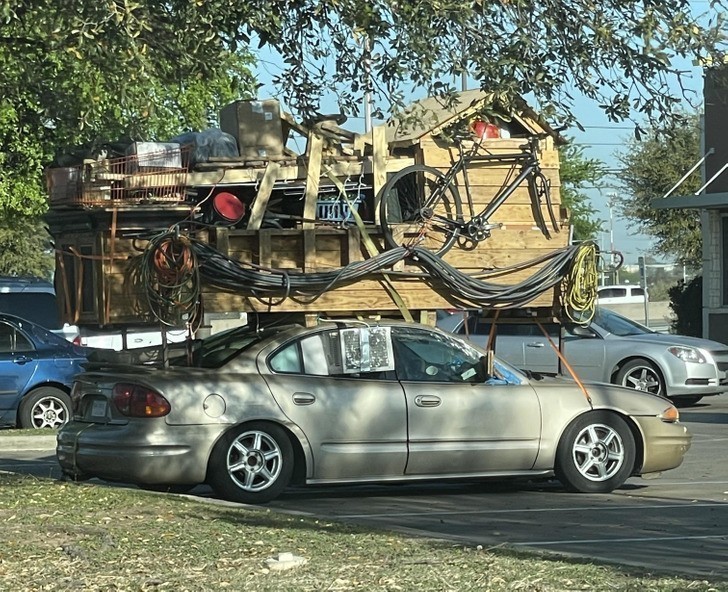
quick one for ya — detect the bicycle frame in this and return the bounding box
[452,137,543,224]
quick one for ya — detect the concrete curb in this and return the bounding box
[0,435,57,452]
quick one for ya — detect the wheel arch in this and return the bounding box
[17,383,73,429]
[610,355,666,388]
[24,381,72,397]
[617,412,646,475]
[206,419,310,485]
[557,408,645,475]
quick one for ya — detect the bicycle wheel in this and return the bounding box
[528,171,560,236]
[379,164,463,256]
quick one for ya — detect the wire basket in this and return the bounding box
[47,145,190,207]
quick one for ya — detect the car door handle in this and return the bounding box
[292,392,316,406]
[13,355,32,365]
[414,395,441,407]
[526,342,545,348]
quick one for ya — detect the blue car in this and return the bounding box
[0,313,90,429]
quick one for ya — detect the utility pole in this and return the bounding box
[363,36,372,133]
[608,195,617,284]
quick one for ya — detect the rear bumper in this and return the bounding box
[56,420,225,486]
[632,416,691,475]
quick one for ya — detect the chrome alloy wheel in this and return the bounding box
[31,397,68,429]
[571,423,625,482]
[621,365,662,395]
[226,430,283,492]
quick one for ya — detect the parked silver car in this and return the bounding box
[57,320,690,503]
[439,307,728,407]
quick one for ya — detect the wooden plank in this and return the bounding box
[186,157,414,188]
[303,229,317,273]
[259,230,271,267]
[302,132,323,230]
[247,161,281,230]
[215,227,230,256]
[372,125,388,224]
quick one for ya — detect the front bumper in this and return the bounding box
[57,420,226,486]
[632,416,691,475]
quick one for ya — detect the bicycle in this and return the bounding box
[378,134,560,257]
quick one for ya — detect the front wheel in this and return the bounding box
[379,164,463,256]
[615,358,665,397]
[207,422,294,504]
[555,411,636,493]
[18,387,72,429]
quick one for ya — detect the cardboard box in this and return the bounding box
[220,99,284,159]
[126,142,182,172]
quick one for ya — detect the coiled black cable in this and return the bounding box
[137,228,598,324]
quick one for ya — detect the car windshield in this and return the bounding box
[168,324,293,368]
[592,307,654,337]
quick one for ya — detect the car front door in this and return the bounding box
[562,324,607,381]
[392,326,542,476]
[261,327,408,481]
[0,321,39,421]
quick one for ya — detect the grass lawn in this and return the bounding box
[1,473,726,591]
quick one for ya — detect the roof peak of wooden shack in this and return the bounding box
[383,89,559,147]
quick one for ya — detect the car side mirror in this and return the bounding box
[569,325,594,338]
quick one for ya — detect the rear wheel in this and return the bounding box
[207,422,293,504]
[379,164,463,256]
[555,411,635,493]
[18,387,71,429]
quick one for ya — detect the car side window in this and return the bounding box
[464,319,558,338]
[0,322,34,354]
[269,332,396,380]
[392,327,486,383]
[269,342,303,374]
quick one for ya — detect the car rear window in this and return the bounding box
[0,292,62,330]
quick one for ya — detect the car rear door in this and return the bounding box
[261,327,408,481]
[0,321,39,420]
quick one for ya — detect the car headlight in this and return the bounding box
[668,346,706,364]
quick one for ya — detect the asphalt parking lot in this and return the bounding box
[2,395,728,580]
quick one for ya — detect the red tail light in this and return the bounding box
[112,383,171,417]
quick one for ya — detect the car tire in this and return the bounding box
[18,387,72,429]
[207,422,294,504]
[555,411,636,493]
[615,358,665,396]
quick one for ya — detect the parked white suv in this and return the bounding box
[597,284,648,305]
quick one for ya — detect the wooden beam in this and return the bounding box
[302,132,323,230]
[372,125,388,225]
[246,161,280,230]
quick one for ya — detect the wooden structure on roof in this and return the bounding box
[45,91,569,329]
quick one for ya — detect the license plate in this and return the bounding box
[90,399,108,418]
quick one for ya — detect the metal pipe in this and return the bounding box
[661,147,714,198]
